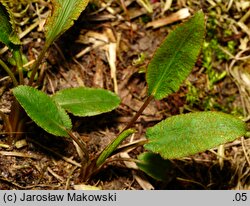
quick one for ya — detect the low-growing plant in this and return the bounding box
[0,1,248,184]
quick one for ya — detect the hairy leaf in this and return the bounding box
[45,0,89,45]
[145,112,247,159]
[52,87,121,117]
[146,11,205,100]
[137,152,173,181]
[13,86,72,137]
[0,1,20,49]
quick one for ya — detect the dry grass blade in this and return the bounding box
[27,138,81,167]
[106,42,118,94]
[136,0,153,13]
[237,22,250,37]
[0,151,40,159]
[146,8,190,29]
[0,142,10,148]
[65,166,78,190]
[162,0,173,13]
[227,49,250,120]
[75,31,109,58]
[120,152,154,190]
[241,137,250,167]
[47,167,64,182]
[218,144,225,170]
[117,133,154,190]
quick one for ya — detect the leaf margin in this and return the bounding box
[52,87,121,117]
[45,0,89,45]
[144,111,247,159]
[146,10,205,100]
[13,85,72,137]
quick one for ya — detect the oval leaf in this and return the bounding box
[45,0,89,45]
[145,112,247,159]
[0,2,20,49]
[137,152,173,181]
[146,11,205,100]
[13,85,72,137]
[52,87,121,117]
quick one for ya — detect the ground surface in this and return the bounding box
[0,0,249,190]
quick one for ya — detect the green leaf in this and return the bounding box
[52,87,121,117]
[96,129,135,167]
[145,112,247,159]
[0,1,20,49]
[146,11,205,100]
[13,85,72,137]
[45,0,89,46]
[137,152,173,181]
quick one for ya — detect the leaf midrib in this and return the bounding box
[151,27,194,96]
[47,0,75,42]
[58,98,117,107]
[26,98,70,133]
